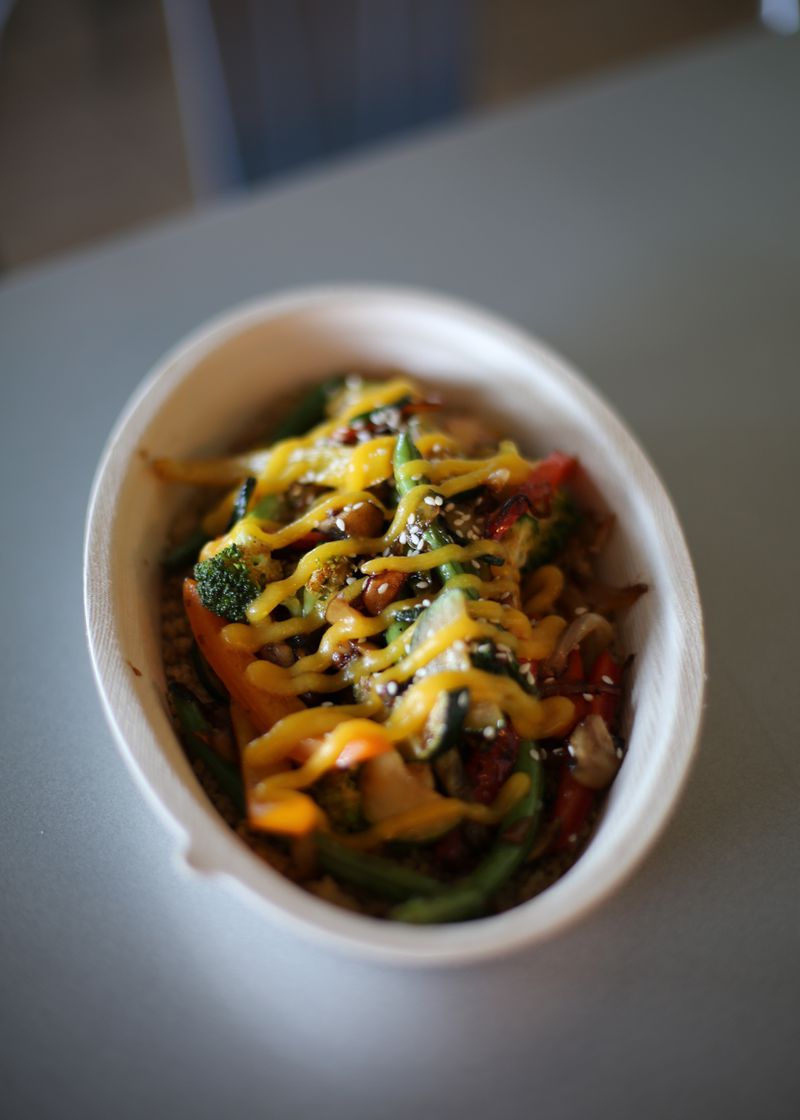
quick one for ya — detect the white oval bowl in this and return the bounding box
[84,285,704,967]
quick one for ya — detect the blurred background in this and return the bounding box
[0,0,771,274]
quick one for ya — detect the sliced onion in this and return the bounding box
[544,611,613,676]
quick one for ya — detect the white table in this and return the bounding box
[2,28,798,1119]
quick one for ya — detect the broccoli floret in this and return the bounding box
[194,543,273,621]
[527,493,582,568]
[313,770,365,832]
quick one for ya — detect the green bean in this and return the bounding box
[168,682,245,814]
[162,527,208,572]
[264,375,345,443]
[315,833,442,902]
[390,741,544,924]
[392,431,478,598]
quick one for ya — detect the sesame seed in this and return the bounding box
[335,517,346,532]
[399,531,407,545]
[445,502,455,512]
[424,496,437,506]
[583,692,593,702]
[602,675,614,685]
[483,726,497,740]
[377,582,389,595]
[421,598,431,607]
[574,606,588,616]
[568,833,577,844]
[321,701,334,707]
[386,681,399,696]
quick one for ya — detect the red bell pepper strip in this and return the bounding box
[564,649,589,732]
[551,651,622,851]
[551,768,596,852]
[522,452,577,516]
[486,452,577,538]
[486,494,531,539]
[589,651,622,729]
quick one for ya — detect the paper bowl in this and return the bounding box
[84,285,704,966]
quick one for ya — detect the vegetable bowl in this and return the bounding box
[84,285,704,966]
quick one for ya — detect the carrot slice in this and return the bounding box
[183,578,302,733]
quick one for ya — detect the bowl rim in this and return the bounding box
[84,282,705,967]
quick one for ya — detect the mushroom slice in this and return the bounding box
[568,714,621,790]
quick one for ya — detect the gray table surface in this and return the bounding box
[2,27,798,1120]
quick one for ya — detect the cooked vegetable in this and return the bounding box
[228,476,256,528]
[158,374,644,923]
[391,741,544,923]
[265,375,345,443]
[168,682,245,813]
[183,578,301,732]
[568,714,620,790]
[313,770,365,832]
[393,431,478,598]
[193,543,264,622]
[315,833,441,902]
[403,688,470,761]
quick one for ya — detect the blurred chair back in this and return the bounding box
[164,0,472,199]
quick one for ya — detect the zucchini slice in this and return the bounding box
[405,688,470,761]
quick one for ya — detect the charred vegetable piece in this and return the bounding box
[404,688,470,761]
[168,682,245,813]
[228,476,256,529]
[393,431,478,598]
[315,833,442,902]
[391,741,544,923]
[470,640,538,698]
[465,725,520,805]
